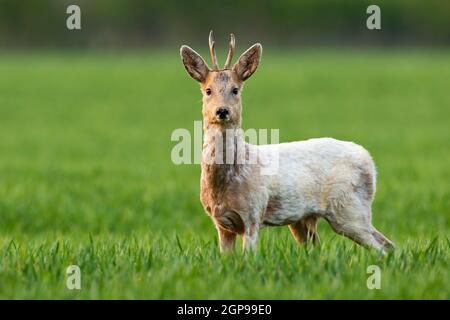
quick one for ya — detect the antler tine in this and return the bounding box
[223,33,235,70]
[208,30,219,71]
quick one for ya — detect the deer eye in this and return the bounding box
[205,88,212,96]
[232,87,239,95]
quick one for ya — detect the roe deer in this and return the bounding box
[180,31,394,254]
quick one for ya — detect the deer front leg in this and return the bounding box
[216,226,237,253]
[242,222,259,252]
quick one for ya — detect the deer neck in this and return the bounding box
[201,121,246,190]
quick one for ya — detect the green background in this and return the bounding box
[0,1,448,299]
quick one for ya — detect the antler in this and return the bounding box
[223,33,235,70]
[208,30,219,71]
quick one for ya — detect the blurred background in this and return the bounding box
[0,0,448,49]
[0,0,449,299]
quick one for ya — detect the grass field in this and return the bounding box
[0,50,448,299]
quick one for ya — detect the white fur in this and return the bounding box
[180,34,393,254]
[213,134,394,254]
[257,137,375,225]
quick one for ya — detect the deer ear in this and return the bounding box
[233,43,262,81]
[180,45,209,82]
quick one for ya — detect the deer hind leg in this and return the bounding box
[326,204,394,254]
[371,226,395,251]
[289,216,320,245]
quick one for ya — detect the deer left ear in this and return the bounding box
[233,43,262,81]
[180,45,210,82]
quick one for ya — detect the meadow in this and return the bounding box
[0,50,448,299]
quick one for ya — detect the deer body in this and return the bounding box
[181,32,394,254]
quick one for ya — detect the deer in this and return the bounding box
[180,31,394,254]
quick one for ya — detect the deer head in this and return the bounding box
[180,31,262,128]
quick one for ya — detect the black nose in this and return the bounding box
[216,107,229,120]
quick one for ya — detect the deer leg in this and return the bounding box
[242,222,259,252]
[289,216,320,244]
[328,219,385,253]
[326,205,392,254]
[216,226,237,253]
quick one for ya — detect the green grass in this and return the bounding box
[0,50,449,299]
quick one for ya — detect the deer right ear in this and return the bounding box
[233,43,262,81]
[180,45,209,82]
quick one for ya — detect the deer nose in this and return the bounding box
[215,107,230,120]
